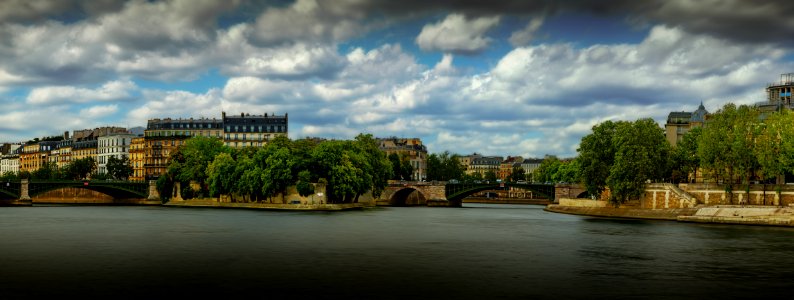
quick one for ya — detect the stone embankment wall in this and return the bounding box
[31,187,159,205]
[203,183,377,206]
[678,183,794,206]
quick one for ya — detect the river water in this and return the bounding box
[1,203,792,299]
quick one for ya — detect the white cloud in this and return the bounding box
[416,14,501,54]
[26,80,137,105]
[224,43,346,79]
[125,89,224,127]
[80,104,119,119]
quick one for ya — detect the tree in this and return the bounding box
[170,136,229,195]
[698,104,760,203]
[296,170,314,197]
[554,159,580,184]
[426,151,464,181]
[606,119,670,205]
[106,155,133,180]
[577,121,620,198]
[206,152,236,200]
[672,127,702,183]
[534,155,561,183]
[388,153,403,180]
[754,109,794,200]
[31,162,58,180]
[484,170,497,183]
[510,166,525,182]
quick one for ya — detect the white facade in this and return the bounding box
[97,134,134,175]
[1,154,19,174]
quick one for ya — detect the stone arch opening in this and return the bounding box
[390,187,428,206]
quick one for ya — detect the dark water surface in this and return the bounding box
[1,204,792,299]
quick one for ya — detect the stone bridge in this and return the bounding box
[0,179,161,206]
[378,181,556,207]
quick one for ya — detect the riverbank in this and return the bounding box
[164,198,369,211]
[463,197,551,205]
[545,204,698,220]
[546,200,794,227]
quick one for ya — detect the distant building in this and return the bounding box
[97,134,135,175]
[665,102,708,147]
[0,146,21,174]
[377,137,427,181]
[767,73,794,107]
[72,126,128,141]
[71,139,98,167]
[144,117,222,180]
[460,153,482,175]
[130,137,145,181]
[222,112,288,148]
[499,156,524,180]
[521,158,543,181]
[469,156,503,178]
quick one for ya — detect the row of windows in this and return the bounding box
[225,125,286,133]
[99,138,130,147]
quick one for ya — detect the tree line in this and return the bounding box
[157,134,392,204]
[576,103,794,205]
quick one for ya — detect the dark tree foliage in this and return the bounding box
[107,155,133,180]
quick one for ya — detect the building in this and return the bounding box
[144,117,222,179]
[767,72,794,107]
[0,146,21,174]
[19,141,59,172]
[71,139,98,167]
[664,102,708,147]
[469,156,503,178]
[222,112,288,148]
[460,153,482,175]
[377,137,427,181]
[54,139,73,169]
[499,156,524,181]
[97,134,135,175]
[72,126,128,141]
[130,137,145,181]
[521,158,543,181]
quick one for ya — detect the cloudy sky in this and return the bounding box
[1,0,793,158]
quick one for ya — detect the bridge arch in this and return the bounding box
[388,187,429,206]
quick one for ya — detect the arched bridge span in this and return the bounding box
[380,182,555,207]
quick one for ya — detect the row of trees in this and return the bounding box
[677,104,794,198]
[576,103,794,205]
[157,134,393,204]
[0,156,133,182]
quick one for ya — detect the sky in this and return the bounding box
[1,0,793,158]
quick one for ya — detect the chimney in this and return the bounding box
[64,131,70,140]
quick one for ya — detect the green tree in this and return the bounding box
[577,121,620,198]
[554,159,580,184]
[534,155,561,183]
[484,170,497,182]
[510,166,525,182]
[426,151,464,181]
[206,152,237,200]
[754,109,794,191]
[106,155,133,180]
[32,162,58,180]
[261,146,295,201]
[606,118,670,205]
[698,104,760,202]
[296,170,314,197]
[672,127,702,183]
[170,136,229,195]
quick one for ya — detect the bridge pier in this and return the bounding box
[1,179,32,206]
[147,180,161,202]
